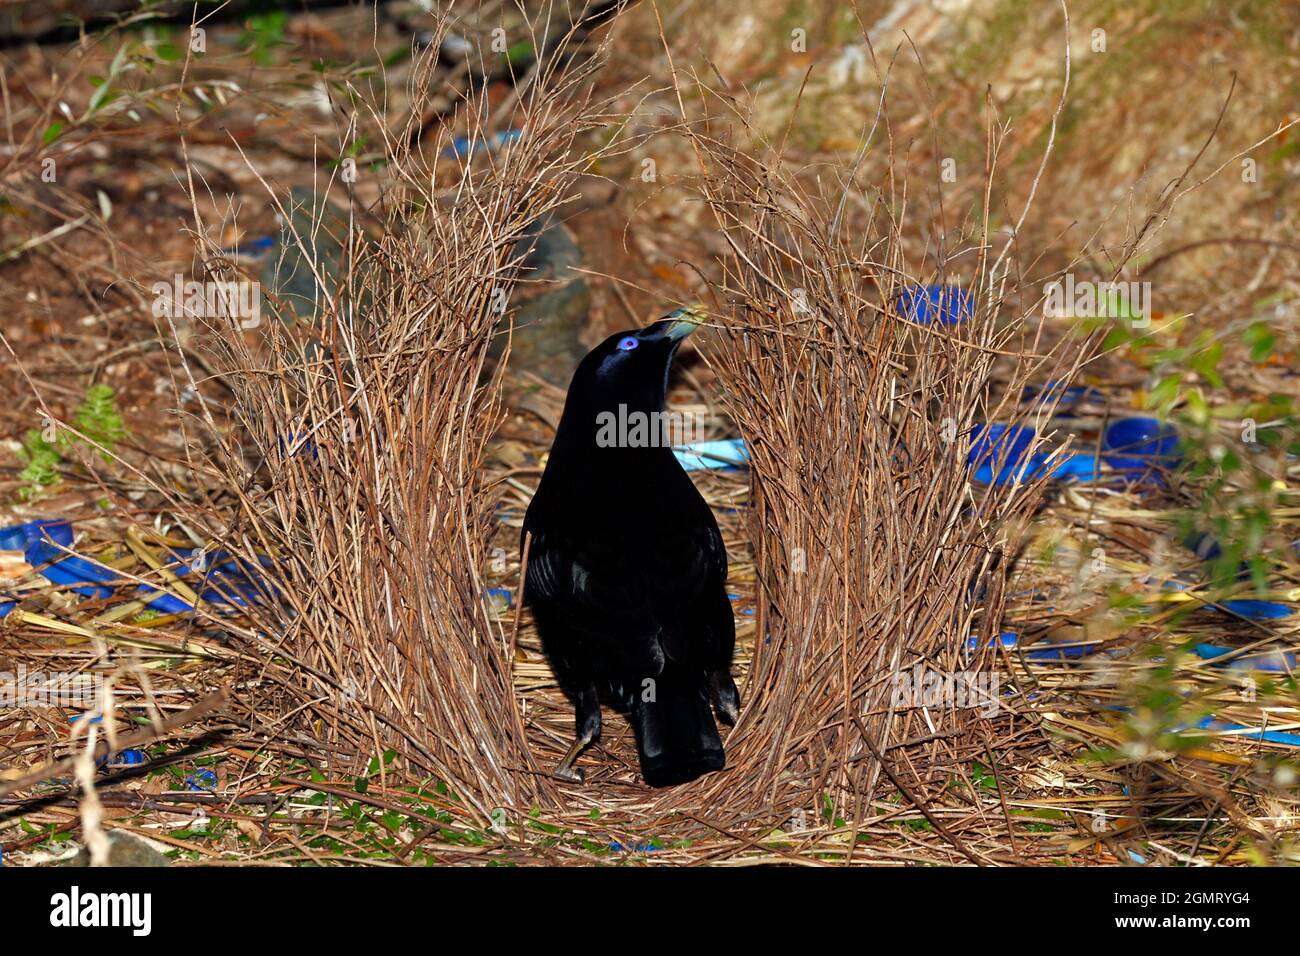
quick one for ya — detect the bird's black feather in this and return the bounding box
[522,313,738,787]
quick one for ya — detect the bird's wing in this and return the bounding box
[523,524,651,629]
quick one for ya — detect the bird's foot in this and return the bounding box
[710,670,741,726]
[552,762,585,784]
[553,695,600,784]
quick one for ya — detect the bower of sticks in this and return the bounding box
[2,1,1298,865]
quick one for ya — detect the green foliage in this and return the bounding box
[18,429,61,497]
[240,11,290,65]
[16,384,127,499]
[74,383,128,456]
[1096,298,1296,607]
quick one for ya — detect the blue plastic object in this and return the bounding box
[3,520,78,616]
[106,749,147,767]
[965,632,1020,653]
[222,233,276,262]
[608,841,659,853]
[186,768,218,791]
[674,438,749,472]
[1219,599,1292,620]
[1156,578,1292,621]
[968,424,1035,484]
[896,284,974,326]
[442,128,522,160]
[727,593,755,617]
[967,417,1180,487]
[966,631,1100,661]
[967,424,1092,485]
[1101,417,1180,476]
[1196,717,1300,748]
[277,433,320,461]
[1022,382,1103,411]
[0,519,73,551]
[1194,644,1295,672]
[24,539,116,600]
[134,549,278,611]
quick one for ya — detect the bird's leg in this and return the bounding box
[709,669,740,726]
[553,685,601,783]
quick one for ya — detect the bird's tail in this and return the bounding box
[629,664,725,787]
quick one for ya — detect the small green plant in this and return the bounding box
[16,384,127,498]
[74,383,128,458]
[17,429,61,497]
[240,11,290,65]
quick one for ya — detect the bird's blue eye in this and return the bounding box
[617,336,639,351]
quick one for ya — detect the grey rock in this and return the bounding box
[65,830,171,867]
[496,214,590,385]
[260,186,355,327]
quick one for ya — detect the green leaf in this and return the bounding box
[1101,325,1131,352]
[42,122,64,145]
[1244,321,1276,362]
[1148,373,1181,411]
[505,40,535,66]
[1190,342,1224,387]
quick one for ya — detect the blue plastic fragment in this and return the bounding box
[968,424,1035,485]
[1155,578,1290,620]
[133,549,278,611]
[966,424,1092,485]
[1024,642,1101,661]
[93,743,146,770]
[674,438,749,472]
[222,233,277,262]
[968,417,1179,488]
[486,587,512,610]
[965,632,1019,653]
[1194,644,1295,672]
[135,588,194,615]
[1101,417,1180,476]
[966,631,1100,661]
[2,520,77,616]
[967,425,1099,485]
[1043,452,1103,481]
[9,525,277,616]
[0,519,73,551]
[1022,382,1103,410]
[442,128,522,159]
[1195,717,1300,748]
[896,284,974,326]
[186,769,218,791]
[104,749,147,768]
[277,433,320,461]
[24,539,116,599]
[1219,599,1292,620]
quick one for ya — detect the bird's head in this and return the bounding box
[565,307,701,416]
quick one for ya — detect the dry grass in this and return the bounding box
[153,13,633,826]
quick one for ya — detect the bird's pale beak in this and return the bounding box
[663,306,702,341]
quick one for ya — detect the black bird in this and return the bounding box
[522,309,740,787]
